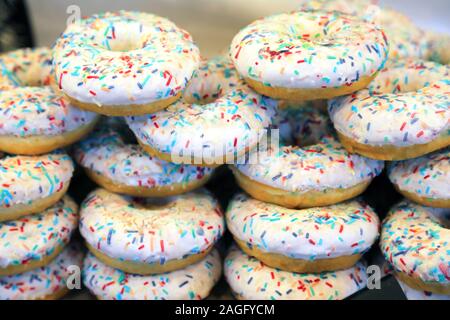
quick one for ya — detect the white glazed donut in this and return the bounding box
[224,246,368,300]
[53,11,200,115]
[0,47,53,90]
[329,59,450,160]
[83,249,222,300]
[79,188,225,274]
[229,10,388,100]
[226,193,379,272]
[0,48,99,155]
[380,200,449,294]
[388,147,449,208]
[74,126,214,197]
[231,136,384,208]
[126,56,277,166]
[0,196,78,276]
[0,243,84,300]
[301,1,429,60]
[0,152,74,222]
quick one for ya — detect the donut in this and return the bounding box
[229,10,388,101]
[0,48,99,155]
[74,126,213,197]
[388,148,449,208]
[231,136,383,208]
[301,1,429,60]
[126,56,276,166]
[0,195,78,276]
[329,59,450,160]
[83,249,222,300]
[224,246,368,300]
[0,47,53,90]
[0,243,83,300]
[53,11,200,116]
[0,152,74,222]
[79,188,225,274]
[226,193,379,273]
[380,200,449,295]
[274,103,333,146]
[396,278,450,300]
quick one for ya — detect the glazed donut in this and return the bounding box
[0,195,78,276]
[80,188,225,274]
[53,11,200,116]
[229,10,388,101]
[302,1,429,60]
[329,60,449,160]
[0,48,99,155]
[0,47,54,90]
[0,152,74,222]
[0,243,83,300]
[224,246,368,300]
[231,136,383,208]
[226,193,379,273]
[396,278,450,300]
[380,200,449,295]
[83,249,222,300]
[274,103,333,146]
[126,56,276,166]
[74,126,213,197]
[388,148,449,208]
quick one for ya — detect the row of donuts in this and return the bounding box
[0,49,76,298]
[0,47,91,300]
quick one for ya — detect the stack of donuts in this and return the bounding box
[222,0,449,300]
[0,46,95,299]
[0,1,448,300]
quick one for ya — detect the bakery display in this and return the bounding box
[0,1,448,301]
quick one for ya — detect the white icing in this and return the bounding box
[230,10,388,89]
[0,196,79,269]
[83,249,222,300]
[234,137,384,192]
[224,246,368,300]
[388,147,450,200]
[380,200,450,284]
[53,11,200,106]
[0,86,98,137]
[126,57,277,164]
[0,152,74,207]
[329,60,449,147]
[227,193,380,260]
[0,244,83,300]
[74,127,213,189]
[79,188,225,264]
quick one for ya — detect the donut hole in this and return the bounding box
[97,21,149,53]
[9,62,53,87]
[0,48,54,88]
[183,69,237,105]
[132,196,176,211]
